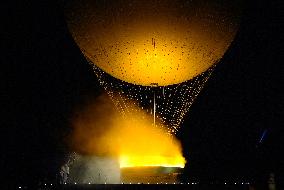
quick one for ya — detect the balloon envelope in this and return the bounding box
[65,0,242,86]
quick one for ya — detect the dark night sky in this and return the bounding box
[1,0,282,186]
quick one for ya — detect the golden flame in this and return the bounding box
[70,94,186,168]
[119,156,185,168]
[113,118,186,168]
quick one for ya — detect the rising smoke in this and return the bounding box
[68,93,185,183]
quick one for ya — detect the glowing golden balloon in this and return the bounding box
[65,0,242,86]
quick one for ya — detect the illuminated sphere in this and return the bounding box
[65,0,242,86]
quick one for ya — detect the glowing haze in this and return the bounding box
[69,94,186,168]
[65,0,241,86]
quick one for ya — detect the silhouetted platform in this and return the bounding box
[24,184,254,190]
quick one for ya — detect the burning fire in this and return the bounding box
[113,118,186,168]
[70,94,186,168]
[119,156,185,168]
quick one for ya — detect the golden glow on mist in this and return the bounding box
[115,120,186,168]
[70,95,186,168]
[65,0,240,86]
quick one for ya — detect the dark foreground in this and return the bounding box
[15,184,274,190]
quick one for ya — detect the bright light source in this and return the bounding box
[88,182,91,184]
[18,187,21,189]
[74,182,77,184]
[44,184,46,186]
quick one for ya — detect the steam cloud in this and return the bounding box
[68,93,185,183]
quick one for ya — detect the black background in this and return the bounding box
[1,0,282,187]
